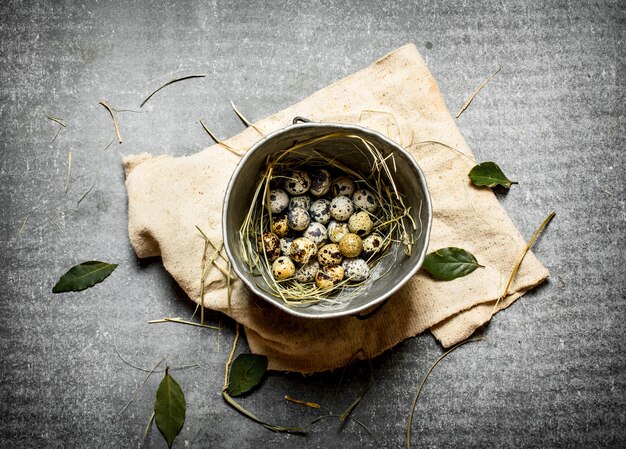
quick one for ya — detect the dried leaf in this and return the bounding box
[468,162,515,189]
[227,354,268,397]
[52,261,118,293]
[154,368,186,449]
[422,247,483,281]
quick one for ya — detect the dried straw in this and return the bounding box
[239,132,418,306]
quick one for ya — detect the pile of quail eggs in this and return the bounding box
[258,167,385,290]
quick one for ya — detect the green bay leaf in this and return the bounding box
[52,261,118,293]
[468,161,515,188]
[422,247,483,281]
[155,370,186,449]
[227,354,268,397]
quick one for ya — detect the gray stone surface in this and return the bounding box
[0,0,624,448]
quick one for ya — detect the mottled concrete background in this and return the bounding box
[0,1,624,448]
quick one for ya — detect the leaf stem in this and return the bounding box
[456,66,501,118]
[147,317,222,330]
[491,211,556,315]
[141,411,155,445]
[65,151,73,193]
[140,74,206,108]
[339,360,374,422]
[408,140,476,164]
[76,166,99,207]
[199,119,244,157]
[99,100,122,143]
[224,322,240,389]
[407,337,485,449]
[220,324,304,433]
[230,100,264,135]
[119,357,166,415]
[51,125,62,143]
[18,212,30,236]
[284,395,321,409]
[46,115,67,127]
[222,389,305,433]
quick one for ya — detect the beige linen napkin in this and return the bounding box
[124,44,549,373]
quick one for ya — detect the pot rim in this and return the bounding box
[222,120,433,319]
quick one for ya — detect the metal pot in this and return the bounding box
[223,118,432,319]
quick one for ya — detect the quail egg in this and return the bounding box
[288,206,310,231]
[317,243,343,266]
[315,265,345,289]
[284,170,311,195]
[289,237,317,265]
[279,236,295,256]
[327,220,350,243]
[295,260,319,283]
[330,196,355,221]
[309,199,332,224]
[331,176,356,197]
[362,233,384,259]
[270,214,289,238]
[272,256,295,280]
[348,211,373,236]
[341,258,370,282]
[352,189,378,213]
[257,232,281,261]
[289,195,311,211]
[309,169,331,196]
[339,233,363,258]
[303,222,328,247]
[268,189,289,214]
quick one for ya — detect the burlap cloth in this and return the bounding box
[124,44,549,373]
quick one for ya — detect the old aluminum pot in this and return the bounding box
[223,118,432,319]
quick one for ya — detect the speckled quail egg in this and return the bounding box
[284,170,311,195]
[289,195,311,211]
[289,237,317,265]
[317,243,343,266]
[352,189,378,213]
[272,256,295,280]
[257,232,281,261]
[315,265,345,289]
[303,222,328,247]
[348,211,373,236]
[330,196,355,221]
[279,236,295,256]
[362,233,384,259]
[270,214,289,238]
[268,189,289,214]
[327,220,350,243]
[288,206,310,231]
[339,233,363,258]
[309,199,332,224]
[295,260,319,283]
[341,258,370,282]
[309,169,331,196]
[331,176,356,197]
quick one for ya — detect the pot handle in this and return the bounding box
[292,116,312,124]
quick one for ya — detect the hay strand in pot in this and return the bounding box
[239,131,419,307]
